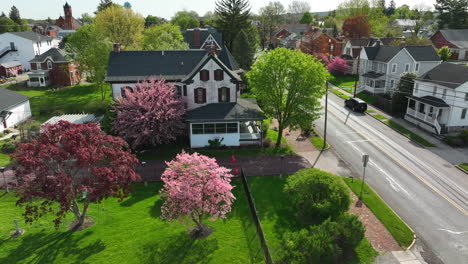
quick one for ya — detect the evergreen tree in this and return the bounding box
[215,0,251,51]
[232,26,258,70]
[96,0,118,14]
[435,0,468,29]
[9,6,21,25]
[0,12,6,18]
[386,0,396,16]
[393,73,416,115]
[46,17,53,24]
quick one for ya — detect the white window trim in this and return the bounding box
[36,63,41,70]
[47,61,52,70]
[391,63,397,73]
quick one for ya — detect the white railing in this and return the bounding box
[407,108,416,116]
[434,120,441,135]
[240,133,261,141]
[416,112,425,120]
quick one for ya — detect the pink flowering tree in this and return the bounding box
[312,52,330,66]
[328,57,350,75]
[12,121,140,230]
[160,152,235,238]
[113,78,185,149]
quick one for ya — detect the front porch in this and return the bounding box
[359,72,386,94]
[27,70,50,87]
[404,96,450,135]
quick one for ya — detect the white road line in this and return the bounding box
[438,228,468,235]
[345,139,373,143]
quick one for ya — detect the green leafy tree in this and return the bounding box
[80,13,94,24]
[0,16,16,33]
[258,2,285,49]
[247,48,328,147]
[386,0,396,16]
[171,11,199,30]
[435,0,468,29]
[299,11,314,24]
[392,72,416,115]
[142,24,189,50]
[65,24,113,101]
[232,26,258,70]
[0,12,6,17]
[392,4,413,19]
[94,5,145,49]
[389,36,432,46]
[145,15,164,27]
[335,0,371,26]
[438,46,452,61]
[215,0,251,50]
[9,6,21,25]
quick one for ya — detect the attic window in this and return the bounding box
[214,69,224,81]
[200,70,209,81]
[47,61,52,70]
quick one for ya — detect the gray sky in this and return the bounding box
[0,0,436,20]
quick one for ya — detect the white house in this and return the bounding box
[0,88,31,133]
[405,63,468,135]
[358,45,441,95]
[0,32,59,70]
[105,44,265,148]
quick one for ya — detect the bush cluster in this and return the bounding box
[443,130,468,147]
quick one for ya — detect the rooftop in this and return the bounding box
[0,88,29,112]
[418,62,468,89]
[186,98,266,122]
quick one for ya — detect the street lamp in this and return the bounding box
[0,167,7,193]
[323,81,329,150]
[359,154,370,201]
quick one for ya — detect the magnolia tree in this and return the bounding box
[312,53,330,66]
[12,121,140,229]
[160,152,235,238]
[328,57,350,75]
[113,78,185,149]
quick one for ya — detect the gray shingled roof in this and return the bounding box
[218,46,241,71]
[410,95,449,108]
[43,114,103,125]
[183,28,223,49]
[186,98,266,122]
[439,29,468,48]
[418,62,468,89]
[0,61,21,68]
[365,46,440,62]
[7,31,54,42]
[29,48,67,63]
[0,88,29,111]
[405,46,440,61]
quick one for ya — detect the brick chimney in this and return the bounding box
[113,43,121,53]
[194,29,200,47]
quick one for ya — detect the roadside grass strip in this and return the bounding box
[383,120,435,147]
[330,88,351,100]
[356,93,376,105]
[344,178,414,249]
[373,114,388,120]
[459,163,468,171]
[309,137,329,150]
[366,109,376,113]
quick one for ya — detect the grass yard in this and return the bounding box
[248,176,378,264]
[384,120,435,147]
[373,114,387,120]
[2,83,49,98]
[330,75,357,88]
[330,88,351,100]
[356,93,376,105]
[459,164,468,171]
[366,109,376,113]
[309,136,329,150]
[138,129,292,161]
[0,181,264,264]
[0,140,10,166]
[344,178,414,249]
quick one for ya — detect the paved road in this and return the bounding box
[314,94,468,264]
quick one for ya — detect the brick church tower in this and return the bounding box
[63,2,73,29]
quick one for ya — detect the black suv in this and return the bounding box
[345,98,367,113]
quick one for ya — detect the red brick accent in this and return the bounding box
[301,33,343,57]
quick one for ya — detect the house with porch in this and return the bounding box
[405,63,468,135]
[105,44,265,148]
[431,29,468,61]
[27,48,80,87]
[357,45,441,95]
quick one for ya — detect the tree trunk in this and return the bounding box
[275,125,284,148]
[70,199,89,229]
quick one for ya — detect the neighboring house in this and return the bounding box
[298,27,342,57]
[394,19,418,37]
[43,114,102,126]
[27,48,80,87]
[0,88,31,133]
[431,29,468,61]
[32,25,62,37]
[358,45,441,95]
[405,63,468,134]
[274,24,310,48]
[105,44,265,148]
[55,2,81,30]
[183,27,223,55]
[0,31,60,70]
[0,61,22,77]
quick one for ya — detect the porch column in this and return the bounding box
[260,121,263,147]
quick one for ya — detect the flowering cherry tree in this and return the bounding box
[12,121,140,229]
[312,52,330,66]
[113,78,185,149]
[328,57,350,75]
[160,152,235,238]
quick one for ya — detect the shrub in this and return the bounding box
[3,129,11,134]
[100,103,117,135]
[276,214,365,264]
[284,168,351,224]
[208,138,224,149]
[1,141,17,154]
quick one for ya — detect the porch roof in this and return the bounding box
[186,98,266,122]
[362,71,385,79]
[409,95,450,108]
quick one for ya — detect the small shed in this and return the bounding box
[43,114,103,126]
[0,61,22,77]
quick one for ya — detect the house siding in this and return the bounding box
[0,100,31,133]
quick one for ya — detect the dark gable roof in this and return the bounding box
[106,50,207,82]
[418,62,468,89]
[218,46,240,71]
[404,46,440,61]
[439,29,468,48]
[0,88,29,111]
[8,31,54,42]
[183,28,223,49]
[410,95,449,107]
[29,48,67,63]
[186,98,266,122]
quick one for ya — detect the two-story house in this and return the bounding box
[0,32,60,70]
[358,45,441,95]
[105,44,265,148]
[431,29,468,61]
[405,63,468,135]
[298,28,343,57]
[27,48,80,87]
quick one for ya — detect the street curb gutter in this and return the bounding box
[455,165,468,175]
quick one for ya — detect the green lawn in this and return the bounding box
[366,109,376,113]
[309,136,329,150]
[248,176,378,264]
[356,93,376,105]
[344,178,414,249]
[459,164,468,171]
[384,120,435,147]
[0,181,264,264]
[2,83,49,98]
[330,75,357,88]
[138,129,292,161]
[0,140,10,166]
[330,88,351,100]
[373,114,388,120]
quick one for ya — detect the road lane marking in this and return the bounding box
[438,228,468,235]
[326,101,468,216]
[345,139,374,143]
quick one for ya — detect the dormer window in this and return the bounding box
[36,63,41,70]
[47,61,53,70]
[214,69,224,81]
[200,70,209,81]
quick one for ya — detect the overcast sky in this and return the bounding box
[0,0,436,20]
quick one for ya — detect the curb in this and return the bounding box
[455,165,468,175]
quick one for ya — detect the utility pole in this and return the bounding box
[359,154,370,201]
[323,81,328,150]
[353,34,363,98]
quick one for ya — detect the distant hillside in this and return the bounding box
[311,11,331,17]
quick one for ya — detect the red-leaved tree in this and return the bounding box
[160,152,235,238]
[113,78,185,149]
[12,121,140,229]
[328,57,350,75]
[312,52,330,66]
[342,15,371,38]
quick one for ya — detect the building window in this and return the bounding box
[428,106,434,117]
[204,123,215,133]
[415,63,420,72]
[175,85,182,97]
[120,86,133,98]
[183,85,187,96]
[462,109,467,119]
[192,124,204,134]
[433,86,437,96]
[465,93,468,101]
[415,83,419,93]
[47,61,52,70]
[405,63,410,72]
[216,123,227,133]
[227,123,238,133]
[392,64,397,73]
[330,44,334,52]
[200,70,209,81]
[390,79,394,88]
[346,47,350,55]
[418,103,425,114]
[191,123,238,134]
[408,99,416,109]
[194,87,206,104]
[36,63,41,70]
[218,87,230,102]
[442,89,447,99]
[214,69,224,81]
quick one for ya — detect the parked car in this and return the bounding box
[345,97,367,113]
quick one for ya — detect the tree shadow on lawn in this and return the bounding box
[138,232,219,264]
[0,230,105,264]
[120,183,162,208]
